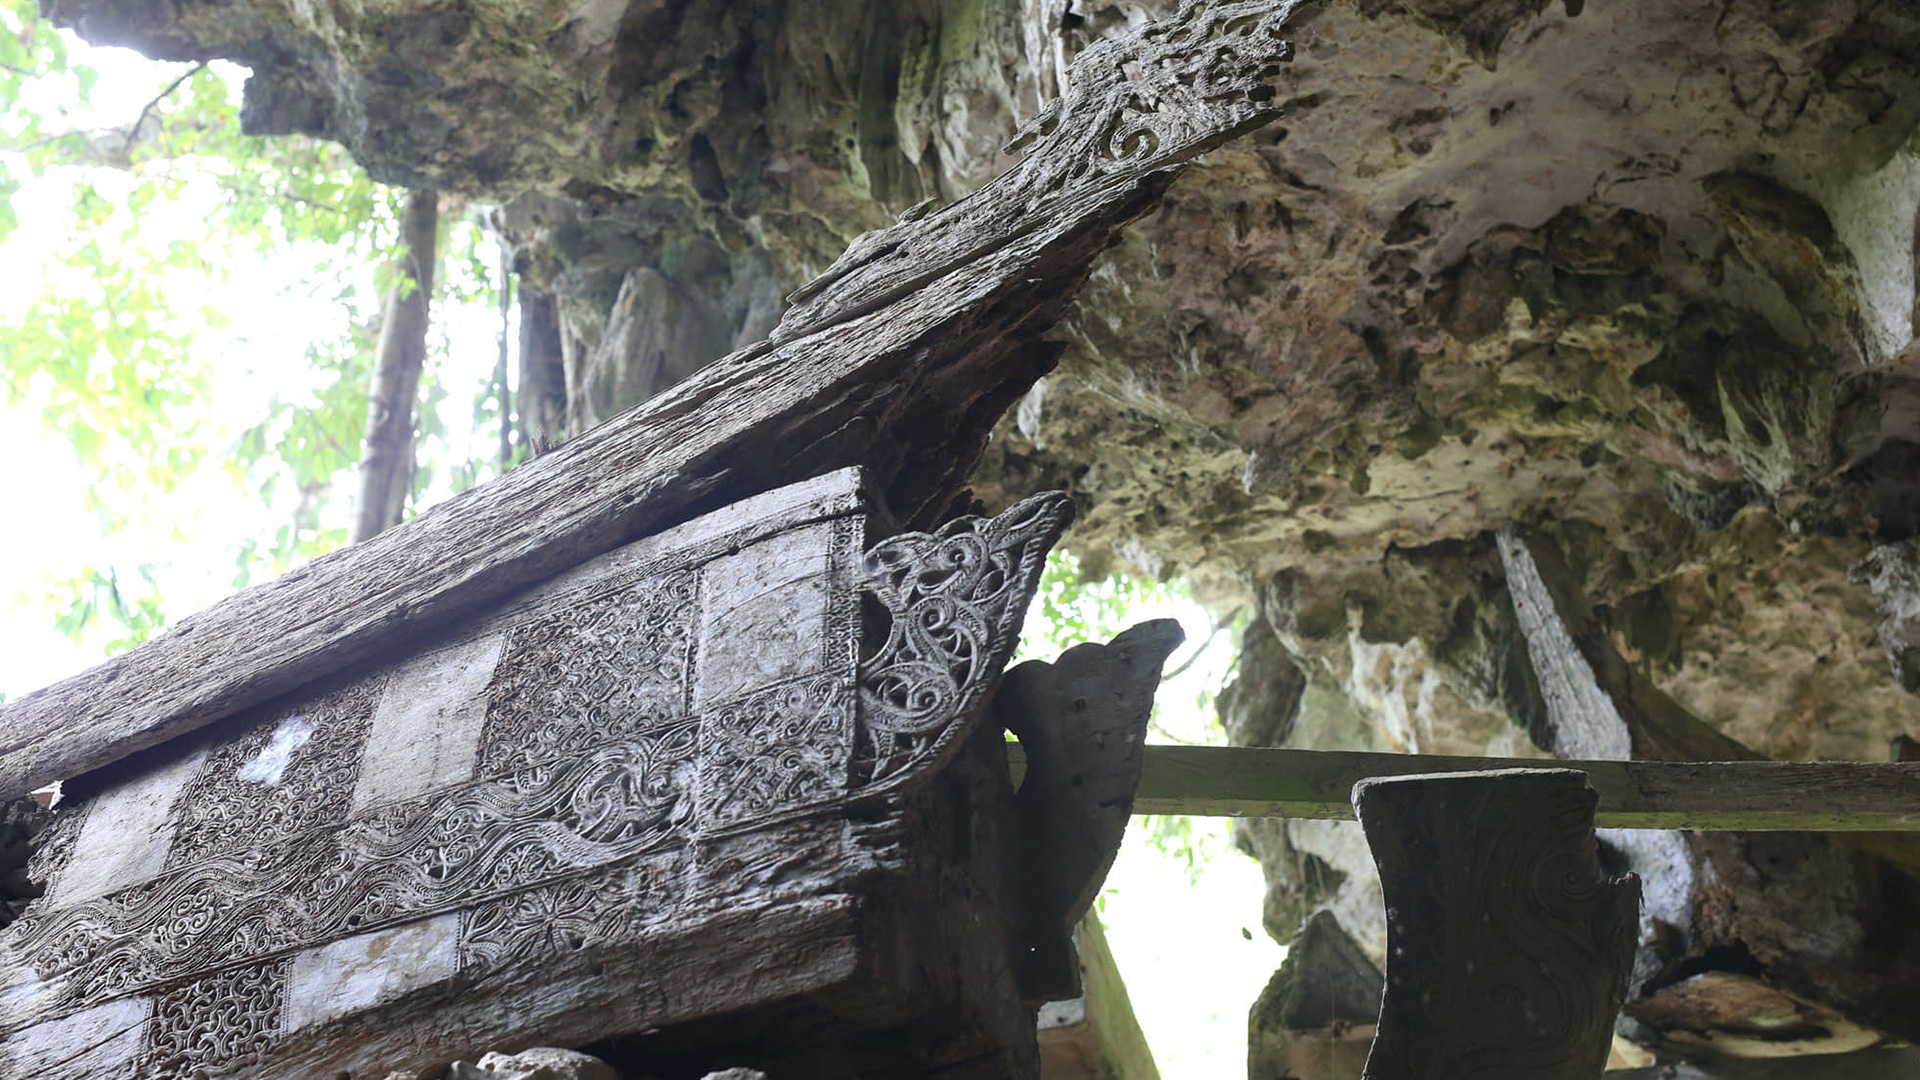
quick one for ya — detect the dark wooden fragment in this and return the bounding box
[1120,745,1920,831]
[995,619,1185,999]
[1353,769,1640,1080]
[0,0,1305,804]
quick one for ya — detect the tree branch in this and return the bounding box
[125,62,208,151]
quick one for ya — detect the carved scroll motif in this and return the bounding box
[7,721,702,1014]
[169,681,385,868]
[479,570,698,777]
[2,482,1073,1052]
[459,851,687,972]
[856,491,1074,788]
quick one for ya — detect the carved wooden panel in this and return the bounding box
[0,468,1070,1079]
[1353,768,1641,1080]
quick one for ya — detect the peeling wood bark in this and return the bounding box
[1097,745,1920,831]
[0,0,1305,803]
[1495,524,1760,763]
[1498,524,1920,1046]
[514,285,566,456]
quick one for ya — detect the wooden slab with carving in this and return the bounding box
[1353,769,1641,1080]
[0,469,1074,1080]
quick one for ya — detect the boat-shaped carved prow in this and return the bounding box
[776,0,1302,333]
[855,491,1076,795]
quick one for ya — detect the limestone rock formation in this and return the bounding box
[39,0,1920,1068]
[445,1049,622,1080]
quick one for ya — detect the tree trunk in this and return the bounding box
[515,284,566,456]
[351,188,439,543]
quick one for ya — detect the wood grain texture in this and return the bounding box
[0,0,1306,804]
[1035,915,1161,1080]
[995,619,1185,999]
[1354,769,1639,1080]
[1115,745,1920,831]
[1496,524,1761,764]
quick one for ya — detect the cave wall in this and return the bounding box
[41,0,1920,1068]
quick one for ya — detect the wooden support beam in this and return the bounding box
[1002,745,1920,831]
[0,0,1305,804]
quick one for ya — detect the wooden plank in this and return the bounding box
[0,0,1306,804]
[1496,524,1762,763]
[1354,769,1637,1080]
[1005,745,1920,831]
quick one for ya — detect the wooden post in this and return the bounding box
[1353,769,1639,1080]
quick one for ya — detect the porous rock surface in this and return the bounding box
[43,0,1920,1065]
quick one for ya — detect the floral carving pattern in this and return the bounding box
[459,851,687,972]
[168,680,384,869]
[856,491,1074,786]
[11,722,700,1011]
[479,569,698,775]
[3,479,1074,1051]
[697,675,852,830]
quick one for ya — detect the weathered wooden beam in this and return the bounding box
[1354,769,1638,1080]
[0,0,1305,804]
[1496,524,1761,763]
[1008,745,1920,831]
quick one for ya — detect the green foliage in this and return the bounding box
[1015,549,1247,879]
[0,4,504,653]
[1015,548,1171,663]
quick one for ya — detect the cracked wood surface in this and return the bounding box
[0,0,1304,804]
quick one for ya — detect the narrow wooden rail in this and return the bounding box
[1007,745,1920,831]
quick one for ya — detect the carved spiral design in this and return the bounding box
[855,491,1073,785]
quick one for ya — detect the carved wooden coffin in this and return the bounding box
[0,468,1071,1079]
